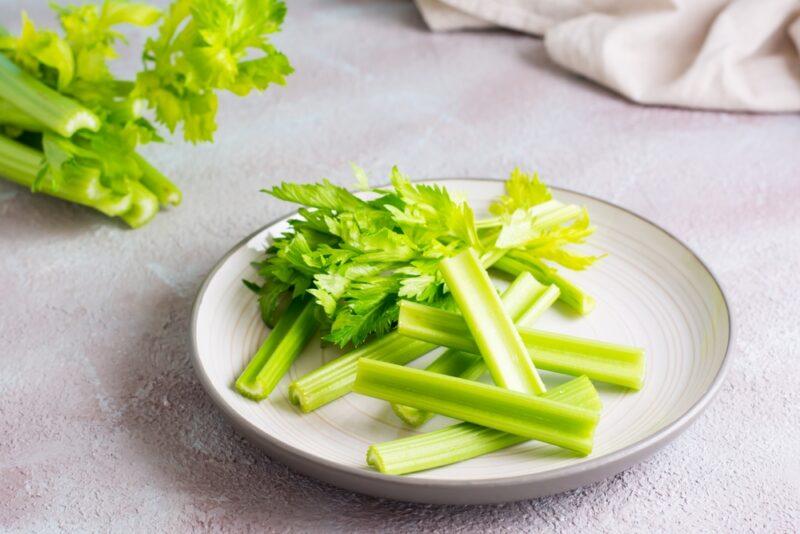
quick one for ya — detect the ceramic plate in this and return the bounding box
[190,179,731,504]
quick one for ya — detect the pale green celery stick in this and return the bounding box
[236,297,318,400]
[478,249,506,269]
[438,248,545,394]
[497,271,550,320]
[494,252,596,315]
[517,284,561,326]
[288,332,435,412]
[134,153,182,207]
[390,349,484,426]
[397,300,645,389]
[517,328,645,390]
[474,199,564,229]
[391,272,556,427]
[353,360,599,455]
[0,54,100,137]
[0,134,133,216]
[368,375,601,475]
[0,98,44,131]
[119,180,160,228]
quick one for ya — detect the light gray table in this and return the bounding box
[2,0,798,531]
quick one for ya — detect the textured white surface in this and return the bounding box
[1,0,799,531]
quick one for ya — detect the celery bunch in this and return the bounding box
[0,0,292,227]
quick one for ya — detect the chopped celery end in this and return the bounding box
[287,331,434,412]
[235,297,318,400]
[0,54,100,137]
[119,181,160,228]
[495,253,596,315]
[135,153,182,207]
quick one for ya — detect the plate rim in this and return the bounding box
[189,178,734,502]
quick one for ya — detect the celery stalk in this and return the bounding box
[517,284,561,326]
[495,252,596,315]
[439,248,546,394]
[0,134,134,217]
[368,375,601,475]
[391,272,558,427]
[235,297,318,400]
[397,300,645,389]
[518,329,645,390]
[474,199,565,229]
[134,153,182,207]
[390,349,484,427]
[0,98,44,131]
[495,271,552,321]
[0,54,100,137]
[353,359,599,455]
[288,332,435,412]
[119,180,160,228]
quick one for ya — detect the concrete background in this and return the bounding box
[1,0,799,531]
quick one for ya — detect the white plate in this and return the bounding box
[190,179,732,504]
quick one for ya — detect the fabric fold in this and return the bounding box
[415,0,800,112]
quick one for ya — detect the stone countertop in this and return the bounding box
[1,0,799,531]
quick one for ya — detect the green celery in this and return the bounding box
[517,283,561,325]
[495,252,596,315]
[353,359,599,455]
[474,199,564,229]
[397,300,645,389]
[288,332,434,412]
[517,328,644,390]
[134,154,182,207]
[494,271,552,321]
[0,134,134,217]
[0,54,99,137]
[236,297,318,400]
[391,272,558,427]
[390,349,484,427]
[119,180,160,229]
[368,375,601,475]
[439,248,545,394]
[0,98,44,131]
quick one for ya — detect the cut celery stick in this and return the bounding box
[390,349,484,427]
[236,297,318,400]
[497,271,551,321]
[288,332,435,412]
[495,252,596,315]
[517,284,561,326]
[368,375,601,475]
[391,272,558,427]
[439,248,545,394]
[398,300,645,389]
[518,328,645,390]
[353,359,599,455]
[0,54,100,137]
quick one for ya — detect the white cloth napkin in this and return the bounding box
[414,0,800,112]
